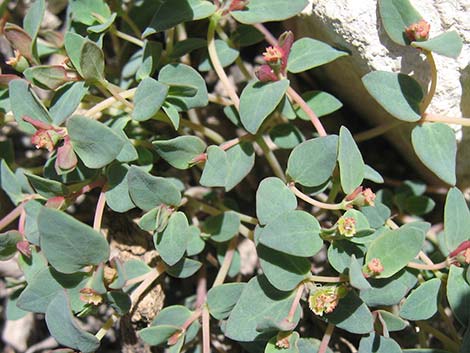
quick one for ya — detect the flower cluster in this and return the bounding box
[405,19,430,42]
[365,258,384,277]
[337,216,356,237]
[255,31,293,82]
[345,186,376,207]
[308,285,347,316]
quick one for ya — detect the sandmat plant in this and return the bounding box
[0,0,468,352]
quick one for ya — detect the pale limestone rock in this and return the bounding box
[292,0,470,185]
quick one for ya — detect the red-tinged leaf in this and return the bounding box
[3,23,36,64]
[0,74,20,88]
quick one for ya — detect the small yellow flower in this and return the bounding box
[337,216,356,237]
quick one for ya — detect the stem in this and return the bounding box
[93,190,106,232]
[318,323,335,353]
[121,12,142,38]
[0,203,23,232]
[353,121,402,143]
[406,260,449,271]
[180,118,225,144]
[213,238,237,287]
[18,208,26,235]
[310,275,346,283]
[256,135,286,181]
[287,87,327,137]
[423,113,470,126]
[208,93,232,106]
[115,30,144,47]
[290,184,347,210]
[84,88,136,118]
[130,264,164,311]
[95,314,118,340]
[253,23,278,47]
[196,268,207,307]
[420,50,437,114]
[208,14,240,108]
[417,321,460,353]
[100,80,134,110]
[202,306,211,353]
[287,284,304,322]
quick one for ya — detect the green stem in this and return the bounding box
[208,14,240,108]
[212,238,237,287]
[420,50,437,114]
[256,135,286,181]
[121,12,142,38]
[290,184,348,210]
[417,321,460,353]
[310,275,346,283]
[84,88,136,118]
[115,30,144,47]
[353,121,403,143]
[95,314,119,341]
[179,118,225,144]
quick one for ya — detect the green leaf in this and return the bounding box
[6,288,28,321]
[207,283,246,320]
[258,210,322,257]
[358,333,402,353]
[9,79,51,133]
[325,291,373,334]
[231,25,264,47]
[133,77,169,121]
[50,82,88,126]
[399,278,440,320]
[328,240,365,273]
[23,201,43,245]
[404,195,435,216]
[24,0,45,41]
[287,38,348,73]
[225,142,255,191]
[377,310,408,332]
[79,40,105,82]
[24,65,70,90]
[378,0,423,46]
[0,160,23,204]
[413,31,463,59]
[231,0,308,24]
[159,64,208,111]
[165,257,202,278]
[88,12,117,33]
[265,332,299,353]
[225,275,300,342]
[150,305,201,343]
[269,123,305,149]
[338,126,365,194]
[45,291,100,353]
[411,123,456,185]
[169,38,207,59]
[442,188,470,255]
[38,207,110,274]
[186,227,205,256]
[447,265,470,326]
[139,325,181,346]
[24,172,69,198]
[295,91,343,120]
[143,0,216,36]
[199,39,239,71]
[287,135,338,187]
[258,244,311,291]
[17,267,88,313]
[154,212,191,266]
[69,0,111,26]
[256,177,297,225]
[349,255,371,290]
[136,41,163,80]
[200,146,229,187]
[128,166,181,211]
[202,211,240,243]
[298,338,333,353]
[162,102,180,129]
[67,115,125,169]
[365,222,427,278]
[360,269,418,307]
[64,32,86,75]
[362,71,423,122]
[106,291,131,316]
[0,230,22,260]
[105,163,135,213]
[240,79,289,134]
[364,165,384,183]
[153,136,206,169]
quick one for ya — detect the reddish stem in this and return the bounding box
[287,284,304,322]
[0,203,23,232]
[202,306,211,353]
[318,323,335,353]
[196,268,207,307]
[93,189,107,232]
[287,87,327,136]
[18,207,26,235]
[407,260,450,271]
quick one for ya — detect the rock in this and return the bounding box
[291,0,470,186]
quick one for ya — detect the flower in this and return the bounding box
[228,0,249,12]
[367,258,384,274]
[255,31,294,82]
[405,19,430,42]
[80,288,103,305]
[337,216,356,237]
[308,286,346,316]
[275,331,292,348]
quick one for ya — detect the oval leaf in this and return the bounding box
[399,278,441,320]
[231,0,308,24]
[338,126,365,194]
[133,77,169,121]
[256,177,297,225]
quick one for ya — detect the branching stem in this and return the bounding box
[290,184,347,210]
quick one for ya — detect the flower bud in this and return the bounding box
[229,0,249,12]
[276,331,292,349]
[255,64,279,82]
[79,288,103,305]
[308,286,346,316]
[366,258,384,275]
[337,216,356,237]
[405,19,430,42]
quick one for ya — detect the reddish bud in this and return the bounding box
[255,64,279,82]
[31,129,58,152]
[23,116,54,130]
[55,137,78,174]
[405,19,430,42]
[449,240,470,257]
[275,331,292,349]
[367,258,384,274]
[16,241,31,257]
[229,0,249,12]
[278,31,294,72]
